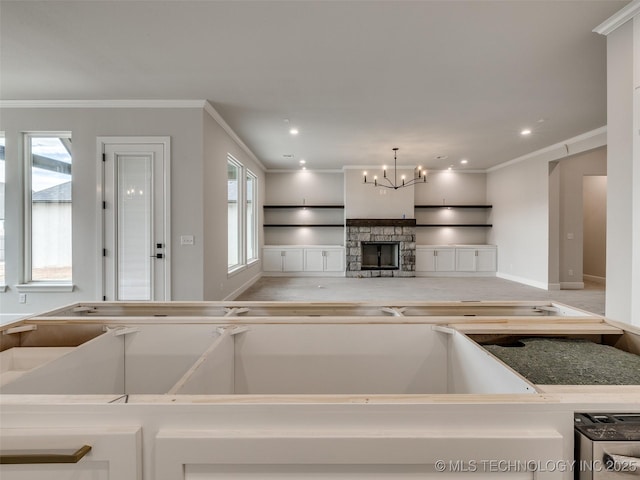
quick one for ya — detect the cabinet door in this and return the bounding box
[282,249,304,272]
[304,249,325,272]
[0,426,141,480]
[476,248,497,272]
[456,249,477,272]
[263,249,283,272]
[415,249,436,272]
[323,248,345,272]
[435,248,455,272]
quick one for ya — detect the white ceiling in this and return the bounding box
[0,0,628,171]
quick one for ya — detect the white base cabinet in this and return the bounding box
[262,247,304,272]
[264,246,344,276]
[416,245,497,276]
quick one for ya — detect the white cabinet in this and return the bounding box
[456,247,497,272]
[417,245,496,276]
[0,426,141,480]
[416,247,455,272]
[264,246,344,275]
[305,247,345,272]
[262,247,303,272]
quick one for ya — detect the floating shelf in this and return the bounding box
[416,224,493,227]
[264,224,345,227]
[415,205,492,209]
[264,205,344,209]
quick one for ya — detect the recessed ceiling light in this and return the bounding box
[299,160,306,164]
[290,128,299,135]
[302,166,306,170]
[447,166,453,171]
[460,159,468,164]
[521,128,532,136]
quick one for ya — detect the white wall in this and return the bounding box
[203,111,265,301]
[414,171,489,245]
[604,19,636,324]
[0,107,204,313]
[558,147,607,287]
[487,156,551,289]
[264,171,344,246]
[344,168,415,220]
[583,175,607,280]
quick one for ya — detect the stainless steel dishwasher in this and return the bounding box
[575,413,640,479]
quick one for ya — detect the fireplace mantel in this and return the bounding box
[346,218,416,227]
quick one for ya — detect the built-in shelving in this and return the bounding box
[416,224,493,227]
[415,205,492,209]
[264,205,344,209]
[415,205,492,229]
[263,224,344,227]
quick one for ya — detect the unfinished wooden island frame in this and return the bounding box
[1,300,639,480]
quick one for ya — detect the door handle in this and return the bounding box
[603,453,640,472]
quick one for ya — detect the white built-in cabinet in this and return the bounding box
[416,245,497,276]
[456,246,497,273]
[415,247,456,272]
[304,247,345,272]
[263,246,344,275]
[262,247,304,272]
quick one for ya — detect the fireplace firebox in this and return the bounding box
[361,242,400,270]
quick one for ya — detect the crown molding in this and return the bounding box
[487,126,607,173]
[0,99,207,109]
[0,98,266,172]
[203,101,266,172]
[267,169,343,173]
[593,0,640,35]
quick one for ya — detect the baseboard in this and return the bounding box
[223,271,263,300]
[547,283,561,291]
[415,272,496,278]
[496,272,549,290]
[583,274,606,285]
[560,281,585,290]
[261,271,346,277]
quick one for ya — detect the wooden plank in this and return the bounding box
[453,323,622,335]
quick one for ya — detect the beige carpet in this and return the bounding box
[238,276,605,315]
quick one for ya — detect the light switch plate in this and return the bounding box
[180,235,195,245]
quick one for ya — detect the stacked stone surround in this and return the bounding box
[345,219,416,278]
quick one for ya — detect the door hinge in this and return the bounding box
[102,295,106,301]
[102,153,106,162]
[102,201,106,209]
[102,248,107,257]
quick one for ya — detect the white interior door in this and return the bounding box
[100,138,170,301]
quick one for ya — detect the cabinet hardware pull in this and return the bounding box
[603,453,640,472]
[0,445,92,464]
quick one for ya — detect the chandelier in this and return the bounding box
[363,148,427,190]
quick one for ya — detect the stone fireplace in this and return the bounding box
[345,219,416,277]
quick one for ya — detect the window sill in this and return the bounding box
[16,283,75,293]
[227,265,246,278]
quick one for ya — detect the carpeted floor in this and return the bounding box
[238,276,605,315]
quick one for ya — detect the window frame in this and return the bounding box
[246,168,258,264]
[227,155,259,276]
[0,132,5,290]
[21,131,74,288]
[227,155,243,273]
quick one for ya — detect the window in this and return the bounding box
[246,170,257,262]
[25,133,72,283]
[0,134,5,286]
[227,155,258,273]
[227,158,241,270]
